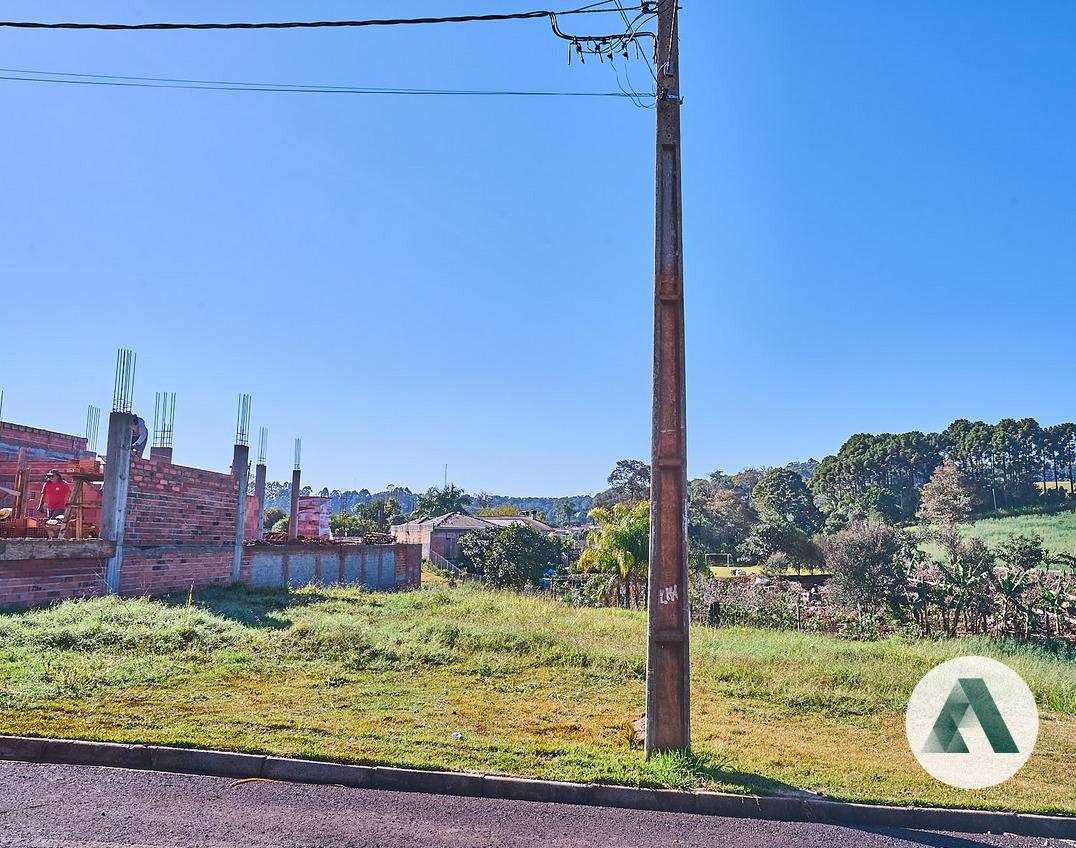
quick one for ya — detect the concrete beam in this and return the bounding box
[0,539,116,561]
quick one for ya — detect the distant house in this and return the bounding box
[392,511,556,565]
[480,514,556,533]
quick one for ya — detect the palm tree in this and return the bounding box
[578,501,649,608]
[414,484,472,518]
[559,500,579,527]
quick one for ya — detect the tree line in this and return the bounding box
[811,418,1076,523]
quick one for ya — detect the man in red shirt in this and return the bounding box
[38,470,72,520]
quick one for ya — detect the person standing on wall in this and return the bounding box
[131,414,149,458]
[37,469,71,520]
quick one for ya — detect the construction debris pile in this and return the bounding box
[246,530,396,547]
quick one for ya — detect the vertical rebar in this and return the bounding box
[258,427,268,466]
[153,392,176,449]
[112,349,137,413]
[84,405,102,454]
[235,394,252,447]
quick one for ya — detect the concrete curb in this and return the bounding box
[0,736,1072,838]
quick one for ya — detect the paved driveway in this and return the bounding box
[0,762,1060,848]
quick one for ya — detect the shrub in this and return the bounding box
[820,521,915,616]
[458,524,565,590]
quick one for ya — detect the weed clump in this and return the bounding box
[0,596,245,656]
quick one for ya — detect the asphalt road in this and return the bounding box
[0,761,1063,848]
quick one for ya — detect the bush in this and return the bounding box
[262,506,286,531]
[743,517,823,573]
[458,524,565,590]
[697,577,897,641]
[820,521,915,616]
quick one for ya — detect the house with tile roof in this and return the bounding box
[391,511,556,565]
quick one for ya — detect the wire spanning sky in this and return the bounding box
[2,1,1075,496]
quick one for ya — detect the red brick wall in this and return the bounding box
[0,422,91,461]
[243,495,261,541]
[394,542,421,589]
[120,458,239,596]
[297,496,331,538]
[0,557,107,608]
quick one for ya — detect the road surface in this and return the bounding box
[0,761,1059,848]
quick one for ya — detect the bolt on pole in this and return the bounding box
[645,0,689,757]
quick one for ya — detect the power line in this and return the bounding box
[0,66,629,95]
[0,69,643,98]
[0,4,659,64]
[0,6,640,31]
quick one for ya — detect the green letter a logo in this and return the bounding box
[922,678,1019,754]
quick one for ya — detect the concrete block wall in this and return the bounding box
[120,458,239,596]
[243,543,421,591]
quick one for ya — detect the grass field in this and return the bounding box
[920,509,1076,562]
[0,585,1073,814]
[709,565,763,578]
[1036,482,1076,494]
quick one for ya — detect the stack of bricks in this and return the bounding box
[297,496,331,539]
[121,457,240,596]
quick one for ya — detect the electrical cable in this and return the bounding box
[0,7,642,31]
[0,70,643,99]
[0,3,661,103]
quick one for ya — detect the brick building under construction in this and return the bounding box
[0,415,420,609]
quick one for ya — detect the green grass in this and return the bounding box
[710,565,763,578]
[0,585,1073,814]
[920,509,1076,561]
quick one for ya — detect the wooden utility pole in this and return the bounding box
[645,0,689,757]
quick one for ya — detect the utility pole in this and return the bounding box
[645,0,689,757]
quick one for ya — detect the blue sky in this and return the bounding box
[1,2,1074,496]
